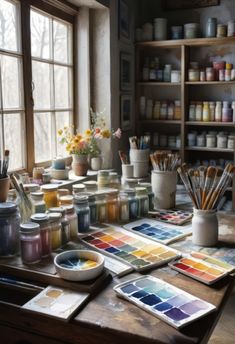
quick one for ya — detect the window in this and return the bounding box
[0,0,76,171]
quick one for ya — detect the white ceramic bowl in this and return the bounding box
[51,167,69,180]
[54,250,104,281]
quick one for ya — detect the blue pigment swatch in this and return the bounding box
[168,295,191,308]
[154,302,173,312]
[157,288,175,299]
[164,307,190,321]
[132,290,148,299]
[140,294,162,306]
[105,247,119,253]
[120,284,139,294]
[136,278,156,289]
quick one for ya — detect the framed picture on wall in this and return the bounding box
[120,52,132,91]
[120,94,132,131]
[119,0,130,40]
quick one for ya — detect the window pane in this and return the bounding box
[56,111,71,156]
[34,112,52,162]
[54,66,71,109]
[31,10,50,59]
[4,113,24,170]
[0,0,18,52]
[53,20,72,64]
[32,61,51,109]
[1,55,22,109]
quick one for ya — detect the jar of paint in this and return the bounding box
[97,170,109,189]
[217,134,228,148]
[216,24,227,37]
[206,68,215,81]
[109,172,120,190]
[167,102,174,120]
[153,101,161,119]
[96,193,107,223]
[206,134,216,148]
[138,182,155,211]
[219,69,225,81]
[20,222,42,264]
[125,189,139,220]
[31,213,51,257]
[192,208,218,246]
[213,61,225,80]
[222,101,233,122]
[160,102,167,119]
[200,70,206,81]
[209,102,215,121]
[0,202,20,257]
[215,101,222,122]
[64,205,78,240]
[187,133,196,146]
[171,25,183,39]
[206,17,217,38]
[87,193,97,225]
[227,136,235,149]
[107,191,119,223]
[135,187,149,217]
[59,195,74,206]
[48,212,62,250]
[184,23,199,39]
[72,184,86,196]
[225,68,231,81]
[189,104,196,121]
[30,191,46,214]
[154,18,167,40]
[188,69,200,81]
[41,184,58,209]
[196,135,206,147]
[156,69,163,81]
[74,195,90,233]
[195,103,202,121]
[57,188,70,205]
[176,136,181,148]
[227,20,235,36]
[119,192,129,222]
[171,70,181,83]
[163,64,171,82]
[174,100,181,119]
[202,102,210,122]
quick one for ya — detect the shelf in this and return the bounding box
[185,81,235,85]
[136,36,235,48]
[152,146,180,151]
[137,82,181,86]
[185,121,235,127]
[141,120,181,124]
[185,146,234,153]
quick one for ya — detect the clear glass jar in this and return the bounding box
[30,191,46,213]
[125,189,139,220]
[196,135,206,147]
[87,193,97,225]
[109,172,120,189]
[160,102,167,119]
[189,104,196,121]
[135,187,149,217]
[74,196,90,233]
[64,205,78,240]
[41,184,58,209]
[96,193,107,223]
[209,102,215,121]
[106,191,119,222]
[72,184,86,196]
[57,188,70,205]
[97,170,109,189]
[31,213,51,257]
[206,17,217,38]
[59,195,74,206]
[48,207,70,245]
[48,212,62,250]
[195,103,202,121]
[0,202,21,257]
[138,182,155,211]
[167,102,175,119]
[20,222,42,264]
[119,192,129,222]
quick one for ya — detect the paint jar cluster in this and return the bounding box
[188,60,235,82]
[187,131,235,149]
[146,132,181,149]
[188,100,235,123]
[142,57,180,83]
[140,97,181,120]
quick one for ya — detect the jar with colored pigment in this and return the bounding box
[184,23,199,39]
[31,213,51,257]
[163,65,171,82]
[30,191,46,214]
[227,136,235,149]
[217,134,228,148]
[138,182,155,211]
[206,68,215,81]
[222,101,233,122]
[206,134,216,148]
[48,212,62,250]
[48,207,70,245]
[135,187,149,217]
[123,189,138,220]
[195,103,202,121]
[119,192,129,222]
[57,188,70,205]
[74,196,90,233]
[0,202,21,257]
[187,132,196,146]
[59,195,74,207]
[107,191,119,222]
[109,172,120,189]
[171,25,183,39]
[64,205,78,240]
[72,184,86,196]
[83,181,97,193]
[209,102,215,121]
[189,104,196,121]
[87,193,97,225]
[188,69,200,81]
[202,102,210,122]
[97,170,109,189]
[41,184,58,209]
[20,223,42,264]
[206,18,217,38]
[217,24,227,38]
[174,100,181,119]
[197,135,206,147]
[215,101,222,121]
[96,193,107,223]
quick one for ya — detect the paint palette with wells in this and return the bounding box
[148,209,193,226]
[169,251,235,285]
[114,275,216,329]
[123,218,192,245]
[81,226,181,271]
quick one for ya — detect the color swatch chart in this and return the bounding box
[81,226,180,271]
[124,219,192,245]
[169,251,234,285]
[149,209,192,225]
[114,276,216,329]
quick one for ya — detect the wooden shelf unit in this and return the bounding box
[135,36,235,210]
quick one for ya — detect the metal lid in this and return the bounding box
[74,195,89,204]
[48,207,65,216]
[30,191,44,199]
[72,183,85,190]
[20,222,40,234]
[31,213,49,223]
[41,184,59,191]
[48,212,62,221]
[63,205,75,214]
[0,202,18,214]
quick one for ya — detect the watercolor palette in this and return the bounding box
[124,219,192,245]
[169,251,235,285]
[81,226,181,271]
[149,209,193,225]
[114,275,216,329]
[22,285,89,320]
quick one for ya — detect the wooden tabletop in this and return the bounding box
[0,213,235,344]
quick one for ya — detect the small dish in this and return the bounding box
[54,250,104,281]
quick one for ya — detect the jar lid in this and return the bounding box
[41,184,58,191]
[63,205,75,214]
[20,222,40,234]
[48,207,65,215]
[31,213,49,222]
[23,183,40,192]
[74,195,89,204]
[98,170,109,176]
[60,195,74,202]
[138,182,152,192]
[83,180,97,186]
[124,188,136,196]
[48,212,62,221]
[72,183,85,190]
[135,186,147,195]
[30,191,44,199]
[0,202,18,214]
[57,188,70,196]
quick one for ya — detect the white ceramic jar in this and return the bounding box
[192,208,218,246]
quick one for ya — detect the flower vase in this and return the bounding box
[91,156,103,171]
[72,154,89,176]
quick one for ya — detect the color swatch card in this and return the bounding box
[22,286,89,321]
[124,218,192,245]
[81,226,181,271]
[114,275,216,329]
[149,209,193,225]
[169,251,235,285]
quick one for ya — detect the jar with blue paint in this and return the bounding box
[87,193,97,225]
[0,202,21,257]
[138,182,155,211]
[135,187,149,217]
[125,189,139,220]
[74,195,90,233]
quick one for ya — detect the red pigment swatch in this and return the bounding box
[95,242,111,249]
[174,263,190,271]
[109,240,125,247]
[200,273,215,282]
[186,267,204,276]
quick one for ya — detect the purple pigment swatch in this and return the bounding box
[164,307,190,321]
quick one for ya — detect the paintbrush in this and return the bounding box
[2,150,10,178]
[177,166,198,208]
[202,168,223,210]
[201,166,216,206]
[118,150,128,164]
[188,168,200,208]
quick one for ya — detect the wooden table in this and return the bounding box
[0,213,234,344]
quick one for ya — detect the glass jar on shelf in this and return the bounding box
[20,222,42,264]
[135,187,149,217]
[30,213,51,257]
[41,184,58,209]
[106,191,119,223]
[48,212,62,250]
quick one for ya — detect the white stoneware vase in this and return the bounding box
[192,208,218,246]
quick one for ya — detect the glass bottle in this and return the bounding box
[30,213,51,257]
[30,191,46,214]
[163,64,171,82]
[109,172,120,189]
[48,207,70,245]
[48,212,62,250]
[20,222,42,264]
[167,102,174,120]
[74,196,90,233]
[202,101,210,121]
[195,102,202,121]
[135,187,149,217]
[209,101,215,121]
[97,170,109,189]
[119,192,129,222]
[87,193,97,225]
[222,101,233,122]
[215,101,222,122]
[125,189,139,220]
[57,188,70,205]
[96,193,107,223]
[106,191,119,222]
[174,100,181,119]
[41,184,58,209]
[138,182,155,211]
[64,205,78,240]
[160,102,167,119]
[189,103,196,121]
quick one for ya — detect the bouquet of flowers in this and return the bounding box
[58,126,90,156]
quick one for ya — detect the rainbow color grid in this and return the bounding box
[59,257,98,270]
[149,209,192,225]
[124,219,192,244]
[114,275,216,329]
[81,226,181,271]
[169,251,234,285]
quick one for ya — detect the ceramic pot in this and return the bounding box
[72,155,89,176]
[0,175,10,202]
[192,208,218,246]
[90,156,102,171]
[151,170,177,209]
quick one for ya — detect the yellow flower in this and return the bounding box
[85,129,92,137]
[66,144,71,152]
[102,129,111,138]
[76,134,82,141]
[57,129,63,136]
[73,137,80,144]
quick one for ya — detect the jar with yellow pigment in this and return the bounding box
[107,191,119,222]
[48,212,62,250]
[64,205,78,240]
[41,184,58,209]
[57,188,70,206]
